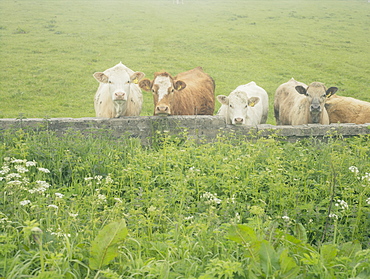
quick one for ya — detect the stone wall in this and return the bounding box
[1,116,369,145]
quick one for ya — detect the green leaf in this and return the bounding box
[259,240,279,276]
[293,223,307,243]
[338,241,362,258]
[279,249,300,279]
[227,224,261,259]
[320,244,338,265]
[227,224,258,244]
[89,219,128,270]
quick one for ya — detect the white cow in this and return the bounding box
[217,82,269,125]
[93,62,145,118]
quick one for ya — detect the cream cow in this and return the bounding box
[93,62,145,118]
[274,78,338,125]
[325,95,370,124]
[217,82,269,125]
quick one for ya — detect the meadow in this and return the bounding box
[0,0,369,122]
[1,129,370,278]
[1,0,370,278]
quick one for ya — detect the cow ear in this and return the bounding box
[248,97,260,107]
[174,80,186,91]
[326,87,338,98]
[131,72,145,84]
[93,72,109,83]
[217,95,229,105]
[295,86,307,95]
[138,79,152,91]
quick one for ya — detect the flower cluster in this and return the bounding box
[201,192,222,205]
[335,199,349,210]
[349,166,370,182]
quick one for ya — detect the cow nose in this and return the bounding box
[155,105,170,115]
[310,104,321,112]
[114,92,126,100]
[234,117,244,125]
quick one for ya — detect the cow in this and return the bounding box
[138,67,215,116]
[274,78,338,125]
[216,82,269,125]
[93,62,145,118]
[325,95,370,124]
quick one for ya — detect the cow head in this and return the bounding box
[139,72,186,116]
[295,82,338,123]
[94,64,145,104]
[217,91,260,125]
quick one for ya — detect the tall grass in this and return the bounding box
[1,0,369,122]
[0,129,370,278]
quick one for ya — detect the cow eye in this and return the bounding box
[171,89,175,93]
[229,104,233,108]
[108,80,112,84]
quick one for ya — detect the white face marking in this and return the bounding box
[153,75,172,102]
[228,91,249,124]
[106,67,131,102]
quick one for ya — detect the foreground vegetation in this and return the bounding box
[1,0,370,122]
[0,129,370,278]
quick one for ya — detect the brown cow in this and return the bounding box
[274,78,338,125]
[325,95,370,124]
[139,67,215,116]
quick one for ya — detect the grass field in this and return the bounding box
[1,0,369,123]
[1,129,370,278]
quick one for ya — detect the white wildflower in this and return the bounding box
[335,199,348,210]
[7,180,23,186]
[361,173,370,181]
[84,177,93,181]
[48,204,58,209]
[4,157,10,161]
[93,175,103,185]
[201,192,222,205]
[329,213,338,219]
[20,200,31,206]
[0,166,10,175]
[105,175,114,184]
[282,215,290,222]
[97,194,107,202]
[26,161,37,167]
[114,197,123,203]
[185,215,194,221]
[349,166,359,174]
[6,173,22,180]
[15,165,28,173]
[69,212,78,218]
[366,197,370,205]
[11,159,26,164]
[55,193,64,199]
[234,212,241,223]
[38,167,50,173]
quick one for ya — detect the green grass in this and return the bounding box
[1,129,370,278]
[1,0,369,123]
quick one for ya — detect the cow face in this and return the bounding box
[94,68,145,103]
[139,73,186,116]
[295,82,338,123]
[217,91,260,125]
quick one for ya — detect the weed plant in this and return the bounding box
[1,129,370,278]
[1,0,369,122]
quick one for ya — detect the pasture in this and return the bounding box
[0,0,369,122]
